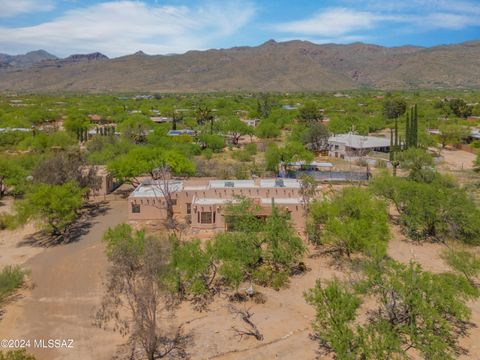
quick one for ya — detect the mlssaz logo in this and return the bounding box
[34,339,74,349]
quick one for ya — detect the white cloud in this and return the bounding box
[0,0,55,18]
[273,1,480,42]
[272,8,378,37]
[0,1,256,57]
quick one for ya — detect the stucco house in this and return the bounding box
[128,178,312,233]
[328,133,390,158]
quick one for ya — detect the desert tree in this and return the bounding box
[31,149,101,196]
[151,165,179,230]
[371,174,480,244]
[383,98,407,120]
[441,248,480,286]
[438,123,470,148]
[308,187,390,258]
[299,174,317,219]
[299,101,323,123]
[448,98,473,119]
[0,155,26,198]
[195,104,215,132]
[107,147,194,187]
[220,116,253,146]
[301,122,330,152]
[16,182,86,236]
[256,94,272,119]
[118,115,153,144]
[96,224,188,360]
[396,148,435,183]
[306,259,480,360]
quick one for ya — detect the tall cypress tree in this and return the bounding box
[405,112,410,149]
[413,104,418,148]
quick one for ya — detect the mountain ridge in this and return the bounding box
[1,40,479,92]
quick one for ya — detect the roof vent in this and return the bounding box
[225,181,235,188]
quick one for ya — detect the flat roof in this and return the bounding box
[130,180,184,197]
[192,197,303,205]
[130,178,304,198]
[209,180,256,188]
[260,179,301,188]
[192,198,236,205]
[260,198,303,205]
[328,133,390,148]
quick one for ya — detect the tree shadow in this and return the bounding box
[18,201,111,247]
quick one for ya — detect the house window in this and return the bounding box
[186,203,191,215]
[200,211,214,224]
[171,199,177,205]
[131,204,140,213]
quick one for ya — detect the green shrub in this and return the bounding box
[375,159,387,168]
[0,266,26,302]
[244,143,257,155]
[202,148,213,160]
[0,213,19,230]
[0,350,36,360]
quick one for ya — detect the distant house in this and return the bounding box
[328,133,390,158]
[81,165,121,197]
[150,116,172,124]
[167,129,195,137]
[0,127,32,133]
[241,119,259,127]
[467,129,480,143]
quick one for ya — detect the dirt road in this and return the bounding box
[0,200,127,360]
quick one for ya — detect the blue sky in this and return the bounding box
[0,0,479,57]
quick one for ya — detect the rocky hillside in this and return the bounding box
[0,40,479,92]
[0,50,58,70]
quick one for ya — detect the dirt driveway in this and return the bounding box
[0,200,127,360]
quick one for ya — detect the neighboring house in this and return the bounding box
[150,116,172,124]
[86,165,121,197]
[167,129,195,137]
[241,118,259,127]
[467,129,480,143]
[328,133,390,158]
[128,178,309,233]
[0,128,32,133]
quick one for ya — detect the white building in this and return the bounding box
[328,133,390,158]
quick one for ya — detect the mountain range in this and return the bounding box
[0,40,479,92]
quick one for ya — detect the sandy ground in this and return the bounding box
[0,198,43,268]
[439,149,477,171]
[1,196,480,359]
[0,200,127,360]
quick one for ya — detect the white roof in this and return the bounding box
[130,178,307,198]
[209,180,256,188]
[192,198,236,205]
[0,128,31,132]
[192,197,303,205]
[328,133,390,148]
[260,179,301,188]
[260,198,303,205]
[130,180,183,197]
[470,129,480,139]
[286,161,333,168]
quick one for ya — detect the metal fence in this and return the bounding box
[286,170,369,182]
